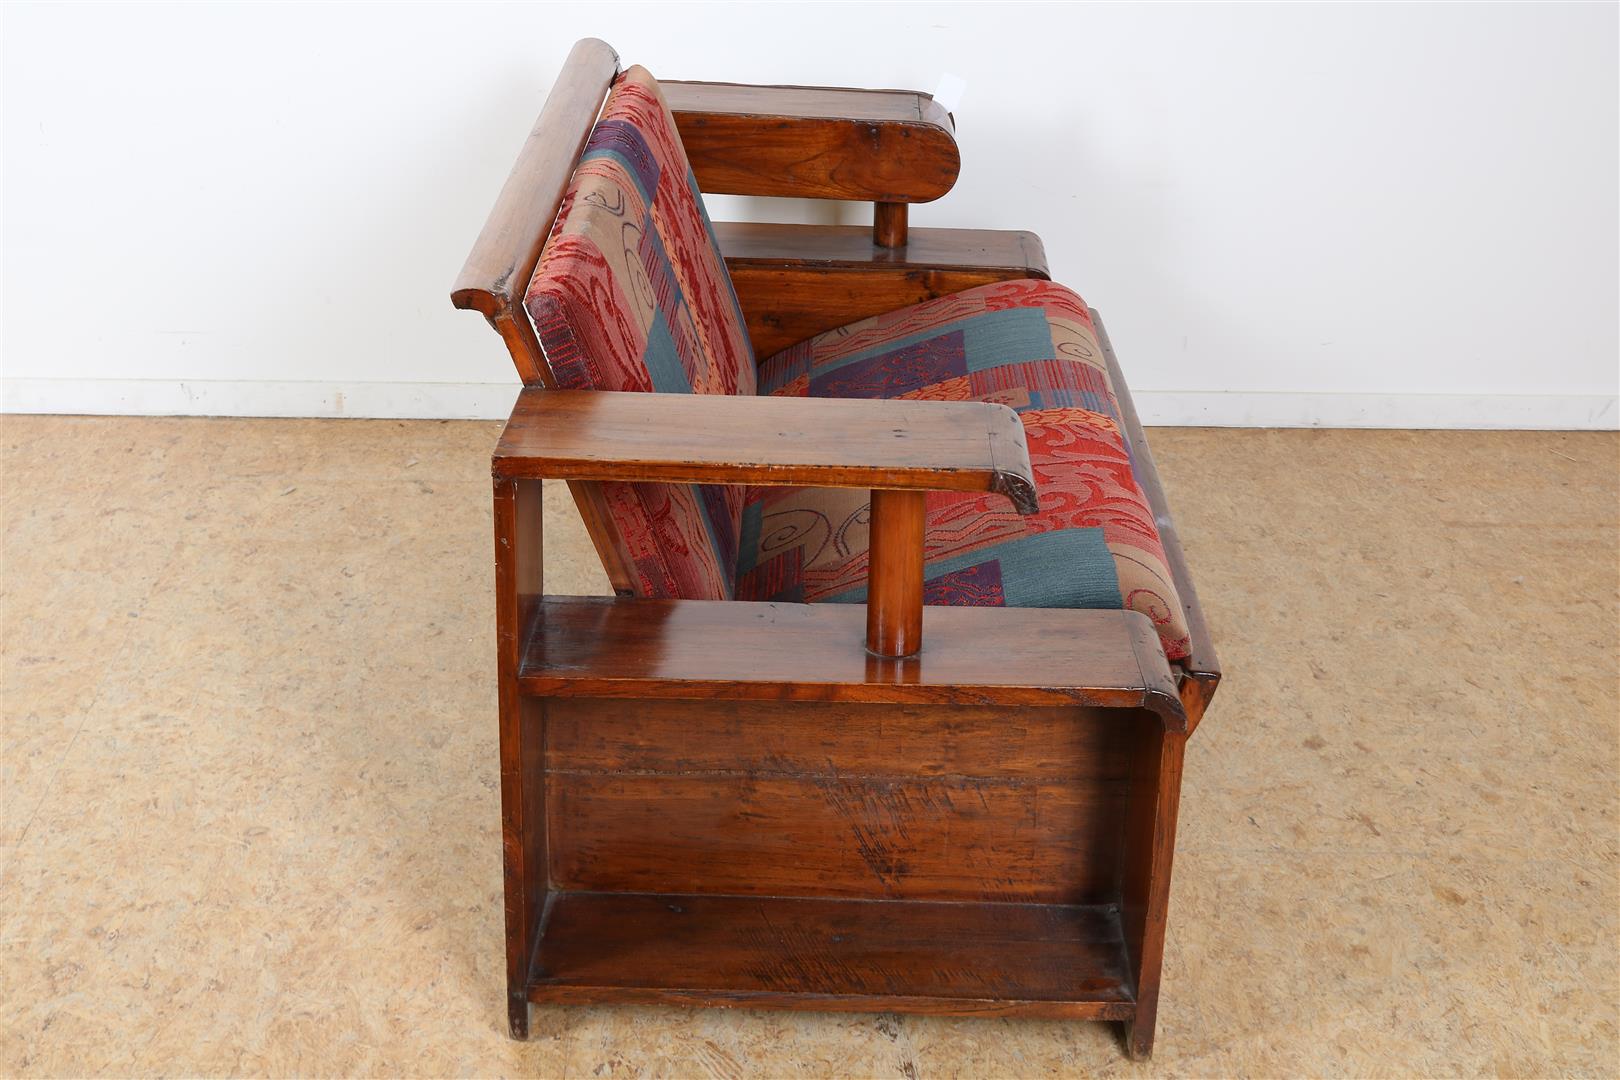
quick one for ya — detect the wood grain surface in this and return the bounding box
[493,389,1039,514]
[519,596,1177,711]
[664,80,959,202]
[528,891,1136,1019]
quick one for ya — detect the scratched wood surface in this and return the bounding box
[547,773,1126,903]
[544,698,1130,779]
[545,698,1130,903]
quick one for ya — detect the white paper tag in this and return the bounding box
[932,72,966,115]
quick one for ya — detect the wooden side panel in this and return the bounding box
[546,699,1128,779]
[544,698,1132,904]
[548,774,1124,903]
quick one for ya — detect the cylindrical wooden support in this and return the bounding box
[865,489,926,657]
[873,202,908,248]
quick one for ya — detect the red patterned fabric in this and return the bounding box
[523,66,754,600]
[519,67,1191,659]
[739,280,1192,660]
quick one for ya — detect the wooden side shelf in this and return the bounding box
[715,222,1048,276]
[714,221,1051,357]
[528,891,1136,1019]
[520,595,1181,715]
[496,593,1188,1054]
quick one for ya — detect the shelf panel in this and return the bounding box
[519,596,1176,710]
[715,221,1048,275]
[529,891,1136,1019]
[714,223,1050,357]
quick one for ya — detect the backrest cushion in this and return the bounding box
[524,65,756,599]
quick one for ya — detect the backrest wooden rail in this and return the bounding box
[451,38,636,593]
[451,37,620,385]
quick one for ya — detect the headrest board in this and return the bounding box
[450,38,620,385]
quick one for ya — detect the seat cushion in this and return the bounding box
[523,66,755,600]
[736,279,1192,660]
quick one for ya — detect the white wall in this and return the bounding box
[3,1,1616,427]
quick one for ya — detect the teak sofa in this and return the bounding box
[451,39,1221,1059]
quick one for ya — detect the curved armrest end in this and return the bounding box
[991,469,1040,516]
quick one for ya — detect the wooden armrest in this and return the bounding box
[714,222,1051,357]
[493,389,1038,515]
[662,81,960,202]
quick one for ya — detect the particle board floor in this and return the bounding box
[1,417,1615,1078]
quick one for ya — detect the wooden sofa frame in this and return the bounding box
[451,39,1220,1060]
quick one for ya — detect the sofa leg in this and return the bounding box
[508,991,531,1040]
[1119,713,1184,1063]
[1124,1013,1156,1060]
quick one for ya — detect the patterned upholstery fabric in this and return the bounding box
[523,66,755,600]
[737,279,1192,660]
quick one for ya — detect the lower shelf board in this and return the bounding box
[527,891,1137,1019]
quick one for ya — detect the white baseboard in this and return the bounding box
[0,379,521,421]
[1,378,1616,430]
[1134,390,1618,429]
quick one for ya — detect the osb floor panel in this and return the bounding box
[1,417,1615,1078]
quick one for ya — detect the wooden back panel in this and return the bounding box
[544,697,1133,904]
[450,38,636,593]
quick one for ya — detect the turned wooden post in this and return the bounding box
[865,489,925,656]
[873,202,908,248]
